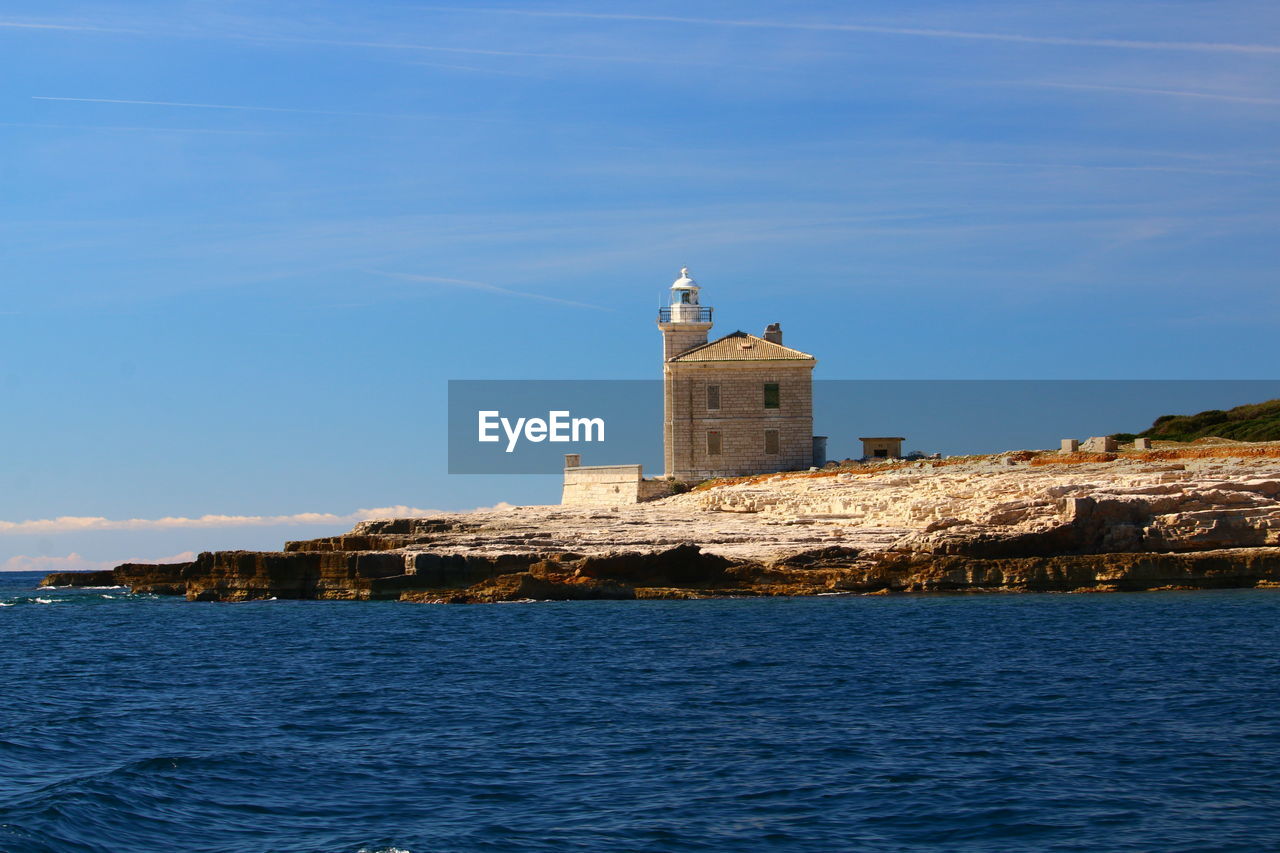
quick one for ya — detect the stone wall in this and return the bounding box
[562,464,673,506]
[664,362,814,480]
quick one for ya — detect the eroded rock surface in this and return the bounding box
[43,449,1280,602]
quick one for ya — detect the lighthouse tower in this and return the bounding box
[657,267,817,481]
[565,266,818,503]
[657,267,714,361]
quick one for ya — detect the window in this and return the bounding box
[874,448,888,458]
[763,382,780,409]
[706,384,720,411]
[764,429,779,454]
[680,291,692,304]
[707,430,722,455]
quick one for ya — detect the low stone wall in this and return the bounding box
[562,464,673,506]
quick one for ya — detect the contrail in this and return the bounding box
[1034,81,1280,105]
[30,95,479,121]
[0,19,135,33]
[248,34,724,66]
[373,271,613,312]
[418,7,1280,56]
[10,9,1280,58]
[0,120,285,135]
[6,19,721,66]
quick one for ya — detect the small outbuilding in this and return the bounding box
[859,436,905,460]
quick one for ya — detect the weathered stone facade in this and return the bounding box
[561,463,673,506]
[664,359,815,479]
[660,322,712,361]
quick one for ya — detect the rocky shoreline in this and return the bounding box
[43,446,1280,602]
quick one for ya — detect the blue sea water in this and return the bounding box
[2,572,1279,853]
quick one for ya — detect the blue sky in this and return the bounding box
[2,1,1278,571]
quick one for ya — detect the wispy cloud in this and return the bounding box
[0,506,440,536]
[238,34,724,66]
[905,158,1260,177]
[3,17,722,67]
[10,8,1280,63]
[1031,82,1280,106]
[31,96,480,122]
[0,120,284,136]
[0,19,133,34]
[371,270,613,311]
[3,551,196,573]
[422,7,1280,56]
[406,60,552,78]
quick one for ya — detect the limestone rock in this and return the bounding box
[409,572,635,604]
[41,445,1280,601]
[41,570,117,587]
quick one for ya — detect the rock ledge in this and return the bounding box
[44,449,1280,602]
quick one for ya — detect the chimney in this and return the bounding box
[763,323,783,344]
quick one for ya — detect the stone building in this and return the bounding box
[658,269,817,481]
[562,268,819,505]
[859,436,905,460]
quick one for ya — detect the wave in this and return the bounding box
[38,585,127,591]
[4,590,1278,852]
[0,597,62,606]
[0,589,161,607]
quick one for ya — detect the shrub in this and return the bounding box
[1139,399,1280,443]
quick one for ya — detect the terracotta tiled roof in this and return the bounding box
[669,331,816,362]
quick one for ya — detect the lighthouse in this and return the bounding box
[565,267,819,502]
[657,268,818,480]
[657,267,714,362]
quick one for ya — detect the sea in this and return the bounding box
[2,571,1279,853]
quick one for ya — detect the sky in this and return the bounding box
[1,0,1278,571]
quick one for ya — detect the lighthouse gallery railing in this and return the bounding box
[658,307,713,323]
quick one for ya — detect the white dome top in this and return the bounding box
[671,267,698,290]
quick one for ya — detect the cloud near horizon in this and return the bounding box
[0,503,516,571]
[0,506,455,536]
[3,551,198,574]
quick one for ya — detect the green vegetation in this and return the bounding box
[1120,399,1280,443]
